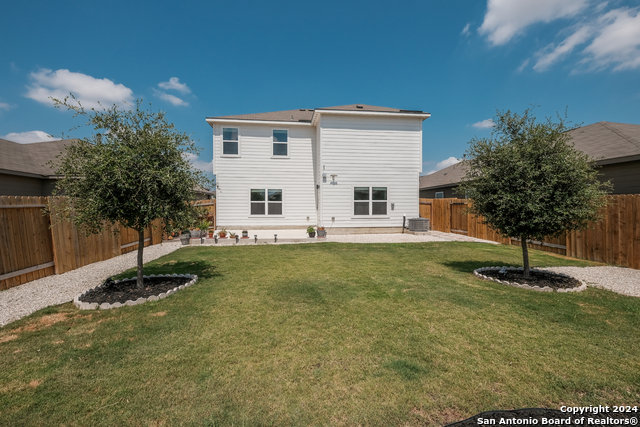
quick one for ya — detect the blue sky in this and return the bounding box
[1,0,639,181]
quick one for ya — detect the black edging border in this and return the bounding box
[73,274,198,310]
[474,267,587,293]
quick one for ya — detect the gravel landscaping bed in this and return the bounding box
[542,266,640,297]
[0,243,181,327]
[476,266,584,291]
[80,275,193,305]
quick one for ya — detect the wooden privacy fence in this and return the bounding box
[0,196,163,291]
[419,195,640,269]
[195,200,216,230]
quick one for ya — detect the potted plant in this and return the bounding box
[218,228,228,238]
[190,227,201,239]
[229,232,237,238]
[198,220,210,238]
[180,230,191,245]
[317,226,326,238]
[307,226,316,238]
[242,230,249,238]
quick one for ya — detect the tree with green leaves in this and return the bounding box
[457,108,610,278]
[50,96,212,288]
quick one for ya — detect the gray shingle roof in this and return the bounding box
[0,138,73,177]
[207,104,426,123]
[419,162,468,190]
[568,121,640,163]
[420,121,640,190]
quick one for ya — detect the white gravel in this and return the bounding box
[0,243,181,327]
[2,235,638,328]
[325,231,499,244]
[542,266,640,297]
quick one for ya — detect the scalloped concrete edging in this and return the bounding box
[73,274,198,310]
[473,267,587,293]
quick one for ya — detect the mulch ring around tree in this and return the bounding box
[77,275,196,307]
[445,407,636,427]
[474,267,586,292]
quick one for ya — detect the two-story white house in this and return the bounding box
[206,104,430,234]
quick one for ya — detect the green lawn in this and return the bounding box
[1,242,639,427]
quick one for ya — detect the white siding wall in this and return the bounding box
[214,123,316,228]
[318,114,422,228]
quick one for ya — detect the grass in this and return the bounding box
[1,242,639,427]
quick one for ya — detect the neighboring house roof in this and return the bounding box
[568,121,640,164]
[419,162,468,191]
[0,138,73,178]
[206,104,429,124]
[420,121,640,191]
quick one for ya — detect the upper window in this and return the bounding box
[251,189,283,215]
[354,187,387,216]
[435,192,444,199]
[272,129,288,157]
[223,127,239,155]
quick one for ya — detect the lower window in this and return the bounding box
[354,187,387,215]
[251,189,283,215]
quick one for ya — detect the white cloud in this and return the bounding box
[461,23,471,36]
[153,89,188,107]
[184,152,213,175]
[479,0,589,46]
[154,77,191,106]
[2,130,60,144]
[158,77,191,94]
[426,157,461,175]
[594,1,608,14]
[534,24,594,71]
[25,68,134,109]
[582,7,640,71]
[483,0,640,73]
[0,102,12,111]
[516,58,530,72]
[472,119,495,128]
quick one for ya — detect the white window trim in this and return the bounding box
[271,128,290,159]
[248,188,285,217]
[221,126,241,158]
[352,185,389,218]
[435,191,444,199]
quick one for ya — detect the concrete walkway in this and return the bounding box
[169,229,500,246]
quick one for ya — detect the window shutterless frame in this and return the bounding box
[221,126,240,157]
[250,188,284,216]
[271,128,289,158]
[353,186,388,216]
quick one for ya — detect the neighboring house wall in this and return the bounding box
[0,173,44,196]
[599,160,640,195]
[41,179,57,196]
[419,186,460,199]
[213,123,316,228]
[419,160,640,198]
[318,114,421,229]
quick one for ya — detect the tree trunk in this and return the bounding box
[136,228,145,289]
[521,236,530,279]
